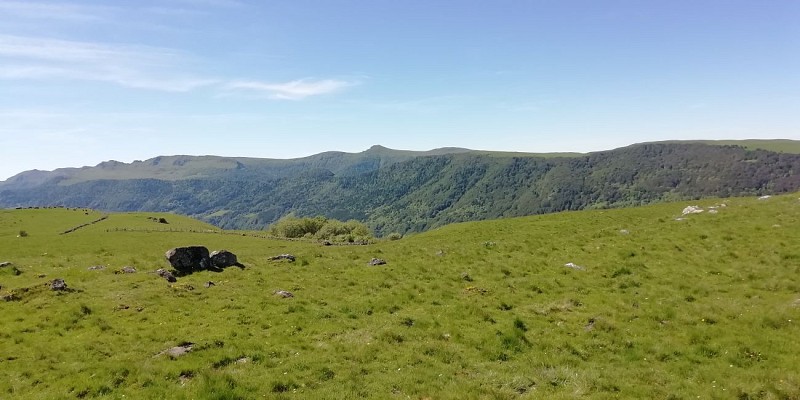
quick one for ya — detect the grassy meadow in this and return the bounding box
[1,195,799,399]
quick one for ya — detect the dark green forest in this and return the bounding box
[2,143,798,235]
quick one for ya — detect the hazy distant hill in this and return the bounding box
[1,141,799,235]
[0,145,473,187]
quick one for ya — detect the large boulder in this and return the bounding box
[210,250,239,268]
[165,246,210,273]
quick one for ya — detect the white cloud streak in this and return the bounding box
[225,79,356,100]
[0,34,216,91]
[0,1,109,21]
[0,34,354,98]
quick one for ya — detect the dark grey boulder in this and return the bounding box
[210,250,239,268]
[165,246,210,273]
[50,278,68,291]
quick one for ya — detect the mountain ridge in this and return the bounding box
[0,145,475,187]
[4,139,797,186]
[2,141,799,235]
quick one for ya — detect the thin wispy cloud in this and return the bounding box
[166,0,245,8]
[0,34,216,92]
[0,35,181,64]
[0,34,354,98]
[225,79,356,100]
[0,1,109,21]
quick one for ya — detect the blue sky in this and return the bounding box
[1,0,798,180]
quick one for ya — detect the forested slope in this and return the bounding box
[2,143,798,235]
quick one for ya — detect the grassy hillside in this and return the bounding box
[1,194,798,399]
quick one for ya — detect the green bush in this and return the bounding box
[387,232,403,241]
[268,215,373,243]
[269,214,327,238]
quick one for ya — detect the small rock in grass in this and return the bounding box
[465,286,489,295]
[50,278,68,291]
[0,262,12,268]
[758,195,771,200]
[119,266,137,274]
[564,262,584,270]
[269,254,296,262]
[87,265,105,271]
[368,258,386,266]
[179,373,193,386]
[274,290,294,298]
[155,268,177,282]
[682,205,704,215]
[204,281,215,288]
[619,229,630,235]
[159,343,194,358]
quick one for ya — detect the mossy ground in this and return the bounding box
[1,195,799,399]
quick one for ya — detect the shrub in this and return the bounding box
[387,232,403,241]
[268,215,373,243]
[18,230,28,237]
[269,214,327,238]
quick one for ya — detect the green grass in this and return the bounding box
[1,195,799,399]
